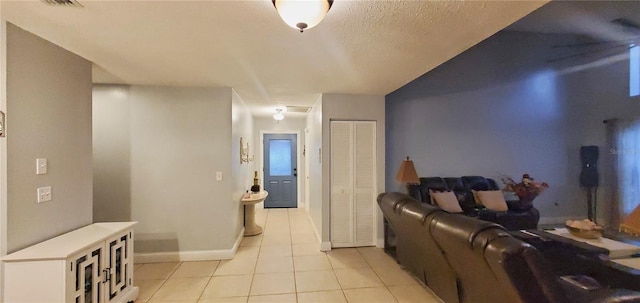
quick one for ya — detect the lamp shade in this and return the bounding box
[273,0,333,32]
[396,157,419,184]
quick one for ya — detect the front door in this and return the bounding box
[264,134,298,208]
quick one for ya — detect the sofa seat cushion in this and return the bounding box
[474,190,508,212]
[430,190,463,213]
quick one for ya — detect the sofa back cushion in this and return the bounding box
[431,214,522,303]
[377,193,460,303]
[484,234,569,303]
[417,177,448,204]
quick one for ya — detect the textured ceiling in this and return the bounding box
[1,0,546,116]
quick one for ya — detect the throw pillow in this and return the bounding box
[474,190,508,212]
[429,190,463,213]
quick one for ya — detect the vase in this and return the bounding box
[513,195,536,211]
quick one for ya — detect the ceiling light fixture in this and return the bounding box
[273,109,285,122]
[272,0,333,33]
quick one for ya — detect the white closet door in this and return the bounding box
[354,122,376,246]
[330,122,354,245]
[330,121,376,247]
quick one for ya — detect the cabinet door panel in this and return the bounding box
[106,230,133,302]
[68,244,103,303]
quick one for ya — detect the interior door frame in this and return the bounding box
[259,130,302,209]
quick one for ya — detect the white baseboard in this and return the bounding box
[135,228,245,263]
[307,212,331,251]
[320,241,332,251]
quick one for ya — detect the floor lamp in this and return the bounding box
[396,156,420,193]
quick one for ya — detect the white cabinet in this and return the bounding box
[330,121,377,247]
[3,222,138,303]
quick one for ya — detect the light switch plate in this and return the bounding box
[37,186,52,203]
[36,158,47,175]
[216,172,223,181]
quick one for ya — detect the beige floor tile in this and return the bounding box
[261,234,292,245]
[171,261,219,278]
[198,297,247,303]
[334,267,384,289]
[150,300,197,303]
[134,263,144,271]
[250,272,296,296]
[374,267,418,286]
[297,290,347,303]
[135,279,165,302]
[214,257,257,276]
[262,227,290,235]
[294,255,332,271]
[240,235,263,247]
[259,245,292,258]
[264,220,290,227]
[201,275,253,299]
[388,285,442,303]
[136,262,180,280]
[291,232,317,244]
[255,255,294,273]
[362,253,400,272]
[343,287,398,303]
[327,249,369,269]
[295,270,341,293]
[235,246,260,259]
[150,277,209,301]
[247,293,297,303]
[292,243,323,256]
[356,247,388,262]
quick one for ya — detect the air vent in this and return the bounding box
[41,0,83,7]
[286,106,311,113]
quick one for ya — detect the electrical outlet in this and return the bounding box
[37,186,52,203]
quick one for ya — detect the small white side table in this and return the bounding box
[241,191,268,236]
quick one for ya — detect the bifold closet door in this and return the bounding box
[330,121,376,247]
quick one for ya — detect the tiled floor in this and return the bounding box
[134,208,442,303]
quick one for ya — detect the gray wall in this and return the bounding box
[386,31,640,223]
[6,23,93,253]
[253,116,306,208]
[321,94,386,245]
[93,85,242,252]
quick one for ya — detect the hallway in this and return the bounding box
[134,208,442,302]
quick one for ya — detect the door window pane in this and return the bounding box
[270,139,291,176]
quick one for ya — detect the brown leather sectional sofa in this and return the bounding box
[378,192,640,303]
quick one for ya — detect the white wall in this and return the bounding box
[306,97,323,243]
[232,90,254,237]
[5,23,93,253]
[321,94,386,247]
[386,31,640,223]
[253,116,306,208]
[93,85,244,256]
[93,85,130,223]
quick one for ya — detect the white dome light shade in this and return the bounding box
[273,109,285,121]
[273,0,333,32]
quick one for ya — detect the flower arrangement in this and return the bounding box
[500,173,549,201]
